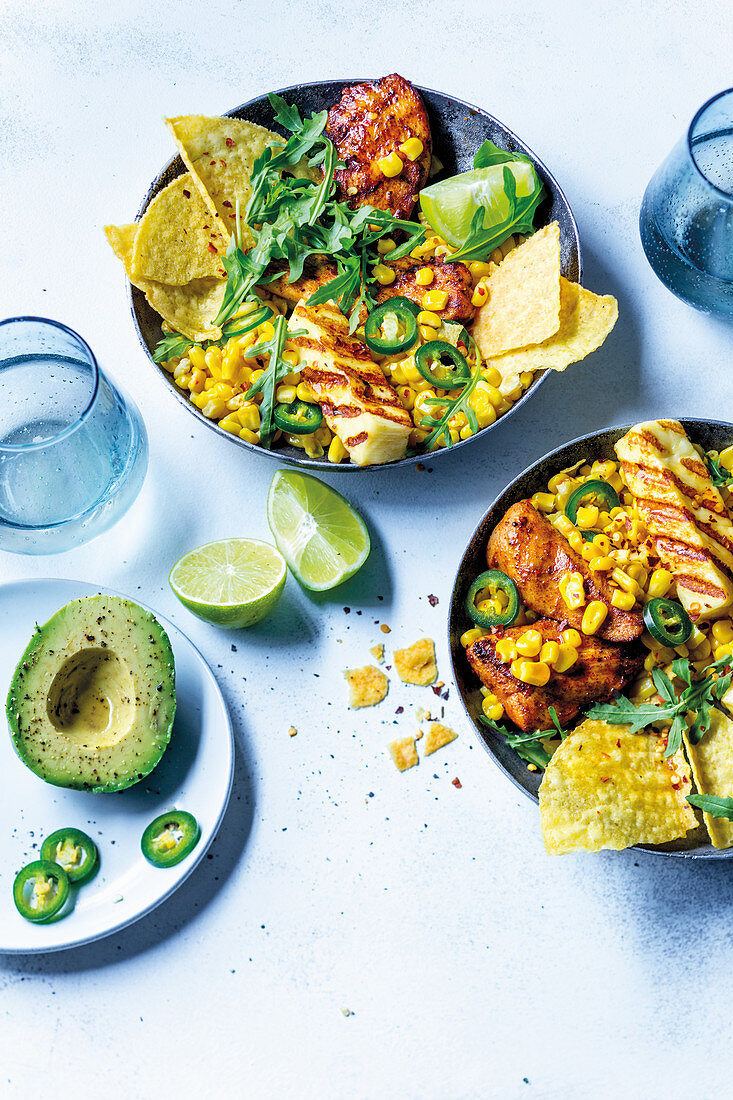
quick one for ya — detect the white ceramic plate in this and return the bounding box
[0,578,233,953]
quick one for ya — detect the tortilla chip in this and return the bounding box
[492,277,619,396]
[165,115,288,249]
[370,643,385,664]
[539,719,697,855]
[424,722,457,755]
[683,709,733,849]
[389,736,418,771]
[131,173,228,285]
[344,665,389,708]
[473,222,561,357]
[105,224,224,342]
[394,638,437,686]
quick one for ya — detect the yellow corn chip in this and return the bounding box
[370,643,385,663]
[131,173,228,285]
[539,719,697,855]
[492,277,619,397]
[344,665,389,708]
[105,224,224,342]
[393,638,437,686]
[683,709,733,849]
[473,222,561,357]
[165,115,309,250]
[389,736,418,771]
[424,722,457,755]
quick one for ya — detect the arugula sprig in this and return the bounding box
[587,656,733,759]
[480,705,567,770]
[242,314,306,448]
[448,165,545,264]
[704,452,733,488]
[686,793,733,820]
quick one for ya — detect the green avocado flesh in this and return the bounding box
[6,596,177,793]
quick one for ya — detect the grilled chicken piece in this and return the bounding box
[326,73,432,219]
[261,257,338,306]
[466,620,643,731]
[288,299,412,466]
[615,419,733,621]
[488,501,644,643]
[376,256,475,324]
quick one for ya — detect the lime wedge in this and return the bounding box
[267,470,370,591]
[170,538,287,627]
[419,163,537,247]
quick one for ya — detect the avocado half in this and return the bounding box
[6,596,177,793]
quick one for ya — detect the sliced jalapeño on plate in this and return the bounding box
[141,810,201,868]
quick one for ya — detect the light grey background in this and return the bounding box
[1,1,732,1097]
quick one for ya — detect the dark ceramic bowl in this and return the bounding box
[448,418,733,858]
[130,79,581,470]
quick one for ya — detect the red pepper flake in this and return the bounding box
[225,137,235,147]
[182,188,191,198]
[395,706,404,715]
[222,200,233,208]
[616,739,621,748]
[601,777,611,783]
[220,159,227,167]
[671,780,681,790]
[452,778,462,788]
[208,243,218,253]
[210,160,216,165]
[428,594,439,607]
[431,685,442,696]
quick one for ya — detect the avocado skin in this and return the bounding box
[6,595,177,793]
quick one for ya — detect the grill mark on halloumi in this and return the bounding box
[289,300,412,466]
[615,419,733,620]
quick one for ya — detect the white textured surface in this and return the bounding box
[1,1,732,1096]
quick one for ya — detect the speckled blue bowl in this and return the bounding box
[448,418,733,858]
[130,79,580,470]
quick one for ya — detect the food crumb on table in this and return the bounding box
[344,665,389,708]
[370,643,385,663]
[394,638,437,685]
[389,736,419,771]
[288,726,297,738]
[424,722,458,755]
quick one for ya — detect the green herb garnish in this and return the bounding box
[587,657,733,758]
[480,705,567,770]
[686,793,733,820]
[242,314,306,448]
[152,333,194,364]
[447,154,545,264]
[704,452,733,488]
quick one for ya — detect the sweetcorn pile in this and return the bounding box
[159,231,536,462]
[461,450,733,726]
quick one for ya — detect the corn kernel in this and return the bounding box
[568,530,584,552]
[482,698,505,721]
[581,600,609,635]
[378,151,403,177]
[468,261,493,280]
[415,267,434,286]
[416,310,441,328]
[238,406,261,432]
[515,629,543,657]
[718,445,733,472]
[531,492,556,513]
[555,515,576,539]
[495,638,517,663]
[258,320,276,341]
[218,416,242,435]
[459,425,474,440]
[275,385,297,404]
[239,427,259,445]
[511,658,551,687]
[373,263,396,286]
[423,289,449,312]
[188,345,206,371]
[377,238,397,255]
[612,568,642,596]
[611,588,636,611]
[202,399,228,419]
[461,627,487,647]
[471,284,489,308]
[576,504,600,529]
[712,620,733,644]
[559,629,582,647]
[419,325,438,342]
[399,137,424,161]
[552,644,579,673]
[540,640,560,665]
[282,349,300,368]
[327,436,348,464]
[297,382,316,402]
[519,371,534,389]
[189,369,207,394]
[482,367,502,387]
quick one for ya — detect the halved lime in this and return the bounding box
[419,163,537,247]
[170,538,287,627]
[267,470,370,591]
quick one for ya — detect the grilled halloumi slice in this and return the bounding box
[615,419,733,620]
[288,300,412,466]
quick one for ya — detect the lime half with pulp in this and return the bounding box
[419,162,537,247]
[170,538,287,627]
[267,470,370,591]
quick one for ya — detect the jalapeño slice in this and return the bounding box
[565,480,620,525]
[219,305,273,343]
[13,860,70,923]
[141,810,201,868]
[273,399,323,435]
[415,341,471,389]
[41,828,99,886]
[643,598,693,646]
[364,300,419,355]
[466,569,520,628]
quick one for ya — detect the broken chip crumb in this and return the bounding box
[416,706,430,723]
[380,624,391,634]
[370,643,385,663]
[389,736,418,771]
[424,722,458,755]
[415,729,423,740]
[341,1007,354,1017]
[452,777,462,788]
[288,726,298,737]
[394,638,437,686]
[344,665,389,708]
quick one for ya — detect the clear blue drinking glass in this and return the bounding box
[0,317,148,554]
[640,88,733,315]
